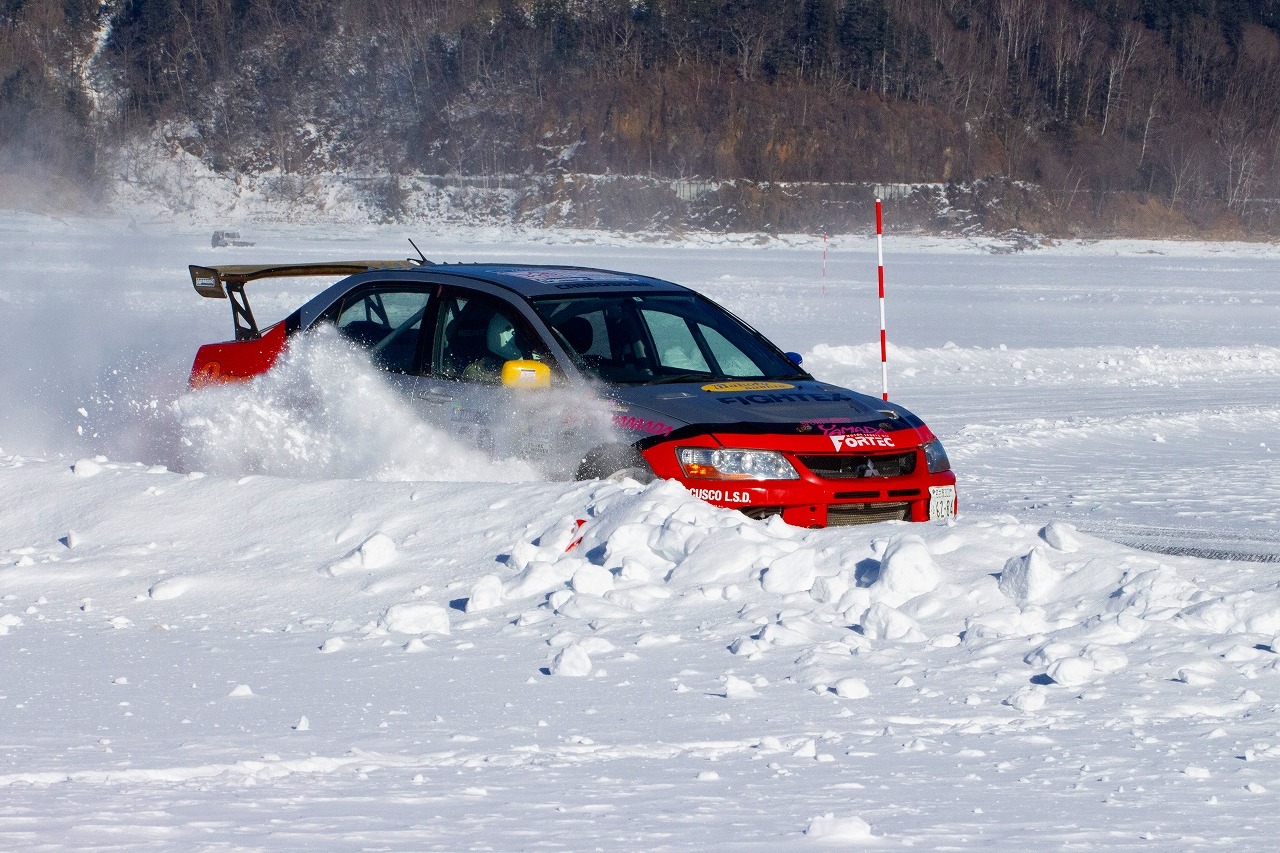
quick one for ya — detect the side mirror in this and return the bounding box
[784,351,803,367]
[501,359,551,389]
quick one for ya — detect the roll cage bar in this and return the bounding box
[189,260,421,341]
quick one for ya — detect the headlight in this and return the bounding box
[678,447,799,481]
[923,438,951,474]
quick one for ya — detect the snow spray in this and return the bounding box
[172,327,620,483]
[172,329,538,482]
[876,198,889,401]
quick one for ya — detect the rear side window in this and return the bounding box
[334,288,432,373]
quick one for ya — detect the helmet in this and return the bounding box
[487,314,521,360]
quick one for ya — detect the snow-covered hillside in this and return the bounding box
[2,215,1279,849]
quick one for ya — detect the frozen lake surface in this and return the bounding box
[2,215,1279,849]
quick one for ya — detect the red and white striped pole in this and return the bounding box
[821,231,827,295]
[876,198,889,401]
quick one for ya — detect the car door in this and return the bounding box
[415,287,568,466]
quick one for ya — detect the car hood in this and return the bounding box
[609,379,924,440]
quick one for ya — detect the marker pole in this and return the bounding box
[821,232,827,295]
[876,198,888,401]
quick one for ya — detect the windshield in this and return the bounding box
[531,292,807,385]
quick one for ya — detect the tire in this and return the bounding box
[576,443,655,483]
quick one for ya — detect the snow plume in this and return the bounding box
[28,306,214,468]
[77,347,190,467]
[173,329,537,482]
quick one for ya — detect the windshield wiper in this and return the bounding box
[647,371,715,385]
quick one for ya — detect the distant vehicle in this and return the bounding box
[210,230,254,248]
[186,259,956,527]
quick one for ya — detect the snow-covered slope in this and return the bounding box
[2,215,1279,849]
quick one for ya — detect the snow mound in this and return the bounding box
[72,457,104,477]
[832,677,869,699]
[147,576,191,600]
[761,548,817,595]
[868,534,940,606]
[1041,521,1081,552]
[382,602,451,636]
[465,575,504,613]
[999,545,1059,603]
[327,532,398,576]
[806,813,876,842]
[859,603,927,642]
[549,642,592,677]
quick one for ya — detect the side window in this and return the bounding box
[551,309,611,361]
[540,300,650,383]
[335,288,431,374]
[699,324,763,376]
[433,292,549,383]
[641,309,710,372]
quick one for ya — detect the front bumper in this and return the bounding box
[641,432,958,528]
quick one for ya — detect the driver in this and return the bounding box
[462,314,528,381]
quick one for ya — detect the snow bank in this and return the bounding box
[806,813,876,842]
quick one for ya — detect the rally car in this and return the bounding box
[187,257,956,527]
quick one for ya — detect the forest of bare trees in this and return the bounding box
[3,0,1279,236]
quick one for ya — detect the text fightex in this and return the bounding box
[716,391,854,406]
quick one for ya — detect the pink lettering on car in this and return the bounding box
[611,413,675,436]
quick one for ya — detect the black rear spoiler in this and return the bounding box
[189,260,420,341]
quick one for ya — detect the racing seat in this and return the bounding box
[340,320,390,349]
[555,316,594,355]
[439,312,490,378]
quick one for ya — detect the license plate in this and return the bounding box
[929,486,956,521]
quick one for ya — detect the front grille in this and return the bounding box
[797,451,917,480]
[827,502,911,526]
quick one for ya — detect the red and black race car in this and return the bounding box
[188,258,957,527]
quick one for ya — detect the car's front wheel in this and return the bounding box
[576,443,655,483]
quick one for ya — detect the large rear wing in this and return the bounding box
[189,260,420,341]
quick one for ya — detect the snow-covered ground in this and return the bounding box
[2,213,1280,849]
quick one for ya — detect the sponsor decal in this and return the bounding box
[799,417,855,433]
[450,405,484,425]
[506,269,636,285]
[717,392,854,406]
[816,423,894,437]
[829,433,897,450]
[552,280,654,290]
[702,381,795,393]
[612,413,675,436]
[689,487,752,504]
